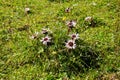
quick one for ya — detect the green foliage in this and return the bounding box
[48,0,72,3]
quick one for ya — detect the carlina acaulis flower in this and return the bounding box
[25,7,31,14]
[69,33,79,40]
[66,20,77,34]
[41,28,52,34]
[65,8,71,13]
[29,32,39,39]
[41,28,49,34]
[40,36,51,45]
[65,40,76,49]
[66,20,77,28]
[85,16,93,22]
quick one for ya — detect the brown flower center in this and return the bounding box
[44,38,48,41]
[72,35,76,38]
[68,42,74,46]
[69,22,73,26]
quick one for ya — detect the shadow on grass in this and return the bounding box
[44,39,102,77]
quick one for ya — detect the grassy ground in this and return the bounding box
[0,0,120,80]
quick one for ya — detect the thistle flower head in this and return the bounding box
[41,29,48,34]
[85,16,93,22]
[41,28,52,34]
[69,33,79,40]
[65,40,76,49]
[30,32,39,39]
[40,36,51,45]
[66,20,77,28]
[65,8,71,13]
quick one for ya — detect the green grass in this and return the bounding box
[0,0,120,79]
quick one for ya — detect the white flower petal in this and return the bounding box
[65,40,76,49]
[85,16,92,22]
[41,36,51,45]
[25,8,30,12]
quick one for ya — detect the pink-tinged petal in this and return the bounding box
[41,36,51,45]
[66,20,77,28]
[65,40,76,49]
[69,33,79,40]
[85,16,93,22]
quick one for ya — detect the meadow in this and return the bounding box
[0,0,120,80]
